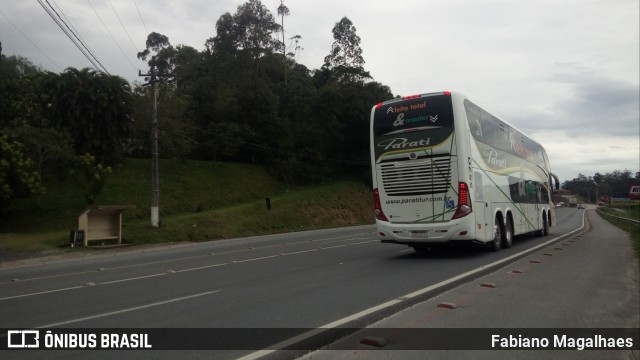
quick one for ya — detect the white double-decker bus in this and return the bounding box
[370,91,559,252]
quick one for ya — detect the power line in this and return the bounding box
[49,0,95,60]
[0,6,63,70]
[131,0,149,36]
[35,0,109,73]
[42,0,109,73]
[85,0,138,73]
[106,0,140,55]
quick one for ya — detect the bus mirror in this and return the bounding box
[550,173,560,190]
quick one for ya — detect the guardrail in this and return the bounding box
[596,209,640,226]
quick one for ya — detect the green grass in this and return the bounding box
[597,206,640,258]
[123,181,373,244]
[0,159,374,253]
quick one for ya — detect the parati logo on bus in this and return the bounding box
[377,137,431,151]
[484,148,507,168]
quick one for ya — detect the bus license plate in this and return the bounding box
[411,230,430,238]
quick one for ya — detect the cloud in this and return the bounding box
[530,129,639,181]
[511,69,639,138]
[1,0,637,179]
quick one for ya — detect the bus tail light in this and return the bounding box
[452,182,472,219]
[373,188,389,221]
[402,94,420,100]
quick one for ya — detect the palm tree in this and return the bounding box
[51,68,133,163]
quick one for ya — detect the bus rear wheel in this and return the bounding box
[501,216,513,249]
[538,213,549,237]
[489,217,502,252]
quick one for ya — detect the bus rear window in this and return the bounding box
[373,94,454,137]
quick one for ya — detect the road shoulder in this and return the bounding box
[299,209,640,359]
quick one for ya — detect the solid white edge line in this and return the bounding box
[236,212,586,360]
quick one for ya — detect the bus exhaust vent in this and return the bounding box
[380,157,452,196]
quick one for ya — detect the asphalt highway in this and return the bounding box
[297,208,640,360]
[1,207,619,360]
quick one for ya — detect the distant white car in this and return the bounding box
[577,204,586,209]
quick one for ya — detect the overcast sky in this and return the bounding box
[1,0,638,183]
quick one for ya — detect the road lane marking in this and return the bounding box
[278,249,319,256]
[233,255,281,263]
[318,240,376,250]
[0,240,375,301]
[0,286,86,301]
[175,262,229,272]
[316,236,374,246]
[100,272,168,285]
[36,289,222,328]
[237,212,586,360]
[0,230,376,284]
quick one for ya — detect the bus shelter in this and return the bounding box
[76,205,134,247]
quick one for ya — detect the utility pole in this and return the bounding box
[139,70,160,228]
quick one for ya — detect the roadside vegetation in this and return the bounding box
[0,159,373,253]
[1,1,383,257]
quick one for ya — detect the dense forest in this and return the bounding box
[0,0,393,213]
[2,0,637,215]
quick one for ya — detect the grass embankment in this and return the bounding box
[597,206,640,258]
[0,159,374,253]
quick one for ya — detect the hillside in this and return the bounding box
[0,159,374,252]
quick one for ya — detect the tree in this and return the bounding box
[323,17,370,83]
[324,17,364,68]
[234,0,281,61]
[137,32,175,79]
[201,122,247,162]
[44,68,134,164]
[172,45,201,92]
[600,170,635,197]
[14,126,74,183]
[206,0,281,85]
[197,2,285,164]
[0,53,40,80]
[69,153,112,205]
[312,80,391,169]
[0,69,53,130]
[563,169,637,202]
[206,13,237,56]
[0,135,44,212]
[130,83,197,159]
